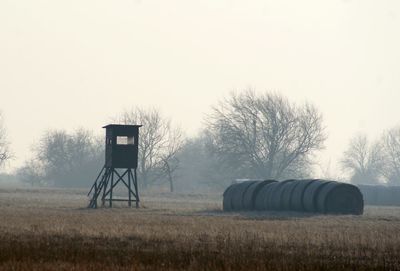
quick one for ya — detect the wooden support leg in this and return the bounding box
[101,168,112,207]
[134,169,139,208]
[109,169,114,207]
[128,169,132,207]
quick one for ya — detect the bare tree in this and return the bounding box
[207,90,325,179]
[0,112,11,168]
[33,128,103,187]
[340,134,383,184]
[381,127,400,184]
[15,159,45,187]
[118,108,184,190]
[159,127,183,192]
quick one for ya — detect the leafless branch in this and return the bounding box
[118,107,184,190]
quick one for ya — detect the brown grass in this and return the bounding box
[0,188,399,270]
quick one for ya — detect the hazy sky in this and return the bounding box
[1,0,400,175]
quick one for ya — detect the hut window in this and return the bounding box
[116,136,134,145]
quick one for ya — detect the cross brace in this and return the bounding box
[88,166,139,208]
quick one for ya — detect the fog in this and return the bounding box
[1,0,400,174]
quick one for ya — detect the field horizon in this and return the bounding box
[0,187,399,270]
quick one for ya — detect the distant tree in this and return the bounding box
[340,134,383,184]
[206,90,325,180]
[159,127,184,192]
[175,132,235,191]
[0,112,11,168]
[34,128,103,187]
[381,127,400,185]
[317,158,347,182]
[117,108,184,190]
[15,159,45,187]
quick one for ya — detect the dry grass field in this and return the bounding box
[0,187,400,270]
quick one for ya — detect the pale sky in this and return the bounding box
[1,0,400,175]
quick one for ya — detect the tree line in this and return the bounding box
[1,90,399,191]
[341,130,400,185]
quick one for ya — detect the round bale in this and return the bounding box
[270,179,296,210]
[222,183,241,211]
[254,182,276,211]
[280,180,300,210]
[242,180,276,210]
[302,180,333,212]
[264,182,282,210]
[290,179,317,211]
[316,182,364,215]
[230,181,259,211]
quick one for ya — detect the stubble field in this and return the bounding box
[0,187,399,270]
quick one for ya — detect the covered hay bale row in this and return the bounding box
[357,184,400,206]
[223,179,364,215]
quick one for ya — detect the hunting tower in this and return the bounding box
[88,124,142,208]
